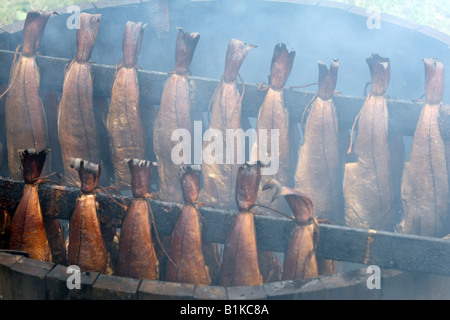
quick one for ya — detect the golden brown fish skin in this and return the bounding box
[199,39,256,210]
[57,13,102,187]
[43,216,66,265]
[107,22,147,190]
[219,162,263,287]
[5,11,52,180]
[263,179,319,280]
[153,29,200,203]
[295,59,344,224]
[117,159,159,279]
[165,165,210,285]
[250,44,295,214]
[67,159,108,273]
[343,54,394,231]
[399,59,449,238]
[9,149,52,262]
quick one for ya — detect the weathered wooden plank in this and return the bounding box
[1,49,448,138]
[1,177,449,277]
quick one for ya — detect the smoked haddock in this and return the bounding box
[165,165,210,285]
[343,54,394,231]
[106,21,147,190]
[199,38,256,210]
[9,149,52,262]
[219,162,263,287]
[294,59,344,224]
[263,179,319,280]
[399,59,449,237]
[117,159,159,279]
[153,28,200,203]
[58,13,102,187]
[5,11,52,180]
[250,43,295,214]
[67,158,108,273]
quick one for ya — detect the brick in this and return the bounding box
[9,257,54,299]
[92,274,140,300]
[138,279,195,300]
[45,264,99,300]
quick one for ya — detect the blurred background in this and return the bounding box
[0,0,449,35]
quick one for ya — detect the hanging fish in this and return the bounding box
[153,28,200,203]
[117,159,159,279]
[263,179,319,280]
[399,58,449,237]
[58,13,102,187]
[294,59,344,224]
[106,21,147,190]
[250,43,295,214]
[5,11,52,180]
[67,158,108,273]
[9,149,52,261]
[343,54,394,231]
[219,162,263,287]
[199,38,256,210]
[165,165,210,285]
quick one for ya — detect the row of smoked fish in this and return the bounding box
[0,9,449,286]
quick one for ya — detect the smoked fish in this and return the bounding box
[399,58,449,237]
[67,158,108,273]
[294,59,344,224]
[153,28,200,203]
[199,38,256,210]
[165,165,210,285]
[58,13,102,187]
[106,21,147,190]
[9,149,52,261]
[117,159,159,279]
[263,179,319,280]
[219,162,263,287]
[5,11,52,180]
[343,54,394,231]
[250,43,295,214]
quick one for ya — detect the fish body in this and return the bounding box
[107,22,147,190]
[400,59,449,237]
[58,13,102,187]
[199,39,255,210]
[166,165,210,285]
[9,149,51,261]
[343,54,394,231]
[263,179,319,280]
[295,59,343,224]
[153,29,200,203]
[117,159,158,279]
[250,43,295,214]
[67,159,108,272]
[219,162,263,286]
[5,11,52,179]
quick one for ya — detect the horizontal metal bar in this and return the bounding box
[1,177,449,277]
[1,49,450,138]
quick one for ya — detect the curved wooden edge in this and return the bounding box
[2,251,449,300]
